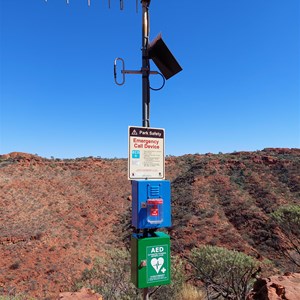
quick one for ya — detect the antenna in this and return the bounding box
[44,0,138,11]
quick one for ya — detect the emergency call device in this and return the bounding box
[132,180,171,229]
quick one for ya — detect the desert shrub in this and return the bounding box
[150,255,186,300]
[175,283,205,300]
[271,205,300,236]
[271,205,300,268]
[74,249,186,300]
[189,245,260,300]
[74,249,139,300]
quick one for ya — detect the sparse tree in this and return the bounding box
[271,205,300,268]
[188,245,260,300]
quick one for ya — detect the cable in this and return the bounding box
[150,72,165,91]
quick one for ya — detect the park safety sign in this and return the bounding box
[128,126,165,180]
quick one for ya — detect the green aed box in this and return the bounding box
[131,232,171,288]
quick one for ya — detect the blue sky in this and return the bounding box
[0,0,299,159]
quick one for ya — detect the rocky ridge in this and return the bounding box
[0,148,299,298]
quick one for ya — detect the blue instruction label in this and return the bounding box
[132,150,140,159]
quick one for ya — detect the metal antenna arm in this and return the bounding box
[114,57,159,86]
[114,58,126,86]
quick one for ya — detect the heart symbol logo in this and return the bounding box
[151,257,164,273]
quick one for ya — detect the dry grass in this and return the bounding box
[176,284,205,300]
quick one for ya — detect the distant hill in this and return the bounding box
[0,148,299,299]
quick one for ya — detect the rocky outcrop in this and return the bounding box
[247,273,300,300]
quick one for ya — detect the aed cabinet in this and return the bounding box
[132,180,171,229]
[131,232,171,288]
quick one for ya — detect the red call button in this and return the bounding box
[147,199,163,217]
[151,207,159,216]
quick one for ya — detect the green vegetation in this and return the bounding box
[271,205,300,268]
[189,245,260,300]
[73,249,137,300]
[74,249,187,300]
[150,255,186,300]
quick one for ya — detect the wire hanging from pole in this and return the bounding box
[149,72,165,91]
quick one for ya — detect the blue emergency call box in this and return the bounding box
[132,180,171,229]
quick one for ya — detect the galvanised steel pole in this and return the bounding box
[142,3,151,299]
[142,0,151,128]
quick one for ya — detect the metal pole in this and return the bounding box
[142,0,151,128]
[143,288,150,300]
[142,3,151,300]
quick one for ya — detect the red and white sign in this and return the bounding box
[128,126,165,180]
